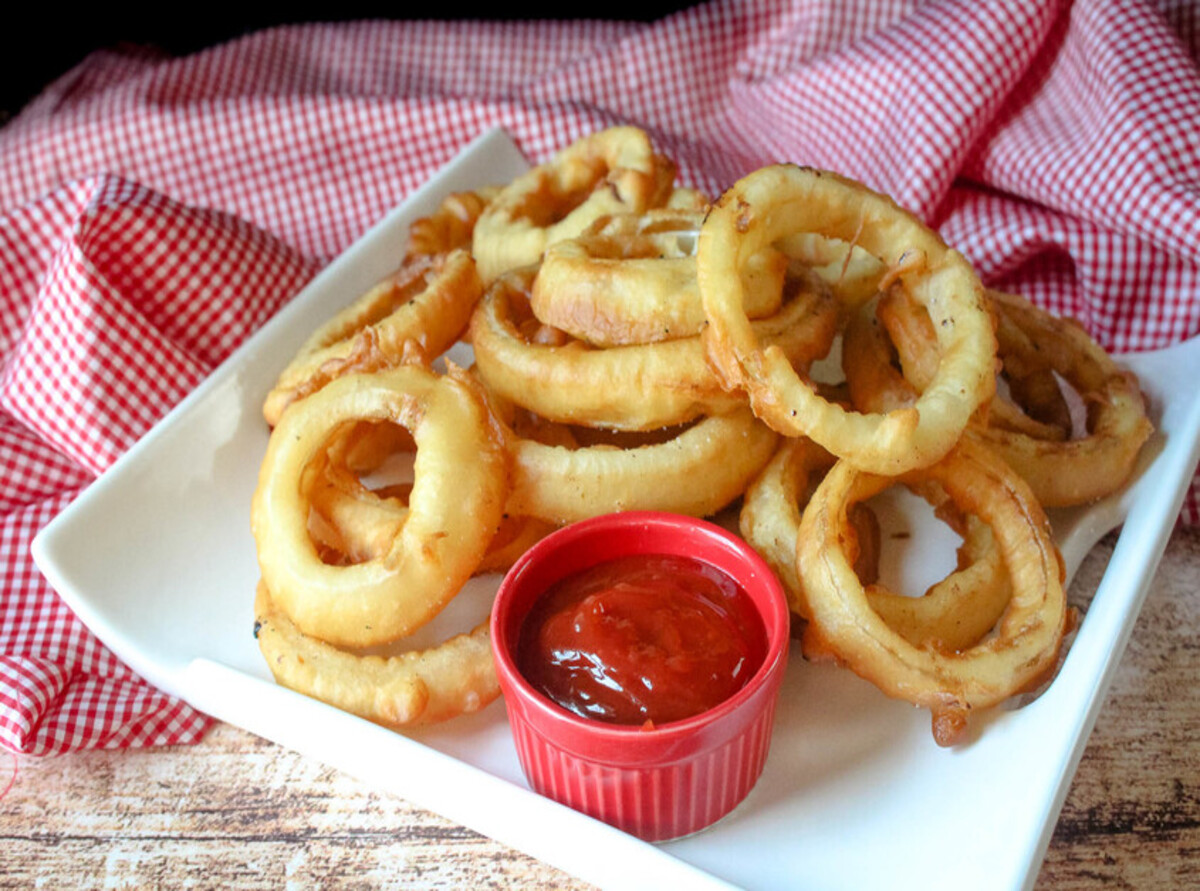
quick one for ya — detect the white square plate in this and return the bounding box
[32,128,1200,891]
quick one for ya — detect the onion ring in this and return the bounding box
[844,295,1058,444]
[532,210,787,346]
[983,291,1153,506]
[738,436,834,615]
[253,582,499,726]
[665,186,710,211]
[324,419,417,473]
[263,250,482,426]
[872,288,1068,442]
[304,455,410,564]
[990,302,1073,438]
[697,164,996,474]
[775,231,887,309]
[489,397,779,525]
[796,435,1067,746]
[407,187,499,256]
[305,457,554,574]
[472,126,676,284]
[252,364,508,648]
[841,302,921,415]
[863,503,1011,654]
[470,265,838,432]
[873,288,1153,507]
[739,437,1011,651]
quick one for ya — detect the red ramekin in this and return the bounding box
[490,511,790,842]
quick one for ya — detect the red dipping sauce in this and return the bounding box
[516,553,767,727]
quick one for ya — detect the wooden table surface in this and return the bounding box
[3,525,1198,890]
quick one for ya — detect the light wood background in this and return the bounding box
[3,525,1197,889]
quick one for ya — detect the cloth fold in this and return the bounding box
[1,0,1196,754]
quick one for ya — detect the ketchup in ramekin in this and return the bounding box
[491,511,789,842]
[517,553,767,729]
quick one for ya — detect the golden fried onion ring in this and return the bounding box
[252,364,508,648]
[496,403,779,525]
[796,436,1067,746]
[254,582,500,726]
[841,302,921,415]
[774,231,887,310]
[873,289,1153,507]
[873,289,1069,442]
[472,126,675,284]
[698,164,996,474]
[844,294,1064,446]
[304,455,409,564]
[739,437,1010,652]
[866,517,1011,655]
[990,301,1074,438]
[263,250,482,426]
[407,187,499,257]
[306,458,554,574]
[303,417,553,572]
[470,266,838,432]
[532,210,787,346]
[986,291,1152,506]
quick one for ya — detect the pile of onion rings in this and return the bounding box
[250,128,1152,745]
[710,164,1151,744]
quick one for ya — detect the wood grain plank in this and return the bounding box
[0,723,590,889]
[1036,526,1200,890]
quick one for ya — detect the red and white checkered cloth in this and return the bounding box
[1,0,1197,755]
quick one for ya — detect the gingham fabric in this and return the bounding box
[1,0,1197,754]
